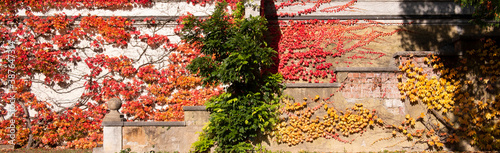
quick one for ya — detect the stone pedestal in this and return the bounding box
[102,98,124,153]
[103,126,123,153]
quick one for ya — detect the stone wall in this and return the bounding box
[121,107,208,153]
[259,51,446,152]
[336,67,401,100]
[95,106,208,153]
[96,51,468,153]
[89,1,500,152]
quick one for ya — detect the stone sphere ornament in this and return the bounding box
[108,98,122,110]
[103,98,125,122]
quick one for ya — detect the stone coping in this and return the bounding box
[0,145,15,150]
[102,121,186,127]
[276,15,472,21]
[182,106,207,111]
[285,83,341,88]
[392,51,464,57]
[392,51,437,57]
[16,16,209,22]
[334,67,400,72]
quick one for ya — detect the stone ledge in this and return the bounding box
[102,121,124,127]
[102,121,187,127]
[392,51,463,57]
[0,145,15,150]
[183,106,207,111]
[285,83,341,88]
[276,15,472,20]
[123,121,186,126]
[392,51,437,57]
[334,67,400,72]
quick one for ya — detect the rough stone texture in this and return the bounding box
[260,95,429,152]
[103,126,123,153]
[283,87,338,101]
[122,125,203,153]
[340,71,401,99]
[184,109,209,126]
[285,83,341,88]
[0,145,14,150]
[117,108,208,152]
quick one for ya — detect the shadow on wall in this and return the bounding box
[262,0,281,74]
[398,1,500,151]
[398,0,470,53]
[423,39,499,150]
[256,0,280,146]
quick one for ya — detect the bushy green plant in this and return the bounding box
[456,0,499,26]
[179,2,283,152]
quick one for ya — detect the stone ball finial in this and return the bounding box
[108,98,122,110]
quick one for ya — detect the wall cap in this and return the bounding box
[392,51,437,57]
[392,51,464,57]
[102,121,124,127]
[102,121,187,127]
[183,106,207,111]
[285,83,340,88]
[123,121,186,126]
[334,67,400,72]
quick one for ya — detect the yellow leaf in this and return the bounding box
[485,113,493,120]
[313,95,320,101]
[436,142,444,147]
[428,141,434,146]
[419,113,425,118]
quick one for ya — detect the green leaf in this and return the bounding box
[181,2,284,151]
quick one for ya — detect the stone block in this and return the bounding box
[103,126,123,153]
[0,145,14,150]
[184,111,209,126]
[122,126,204,153]
[92,147,103,153]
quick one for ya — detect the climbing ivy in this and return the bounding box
[178,2,283,152]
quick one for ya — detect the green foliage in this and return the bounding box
[233,1,245,20]
[456,0,500,26]
[119,148,133,153]
[191,131,214,152]
[180,2,283,152]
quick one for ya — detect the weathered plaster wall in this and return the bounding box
[121,108,209,152]
[111,52,462,153]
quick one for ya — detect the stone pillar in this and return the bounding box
[102,98,124,153]
[183,106,209,126]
